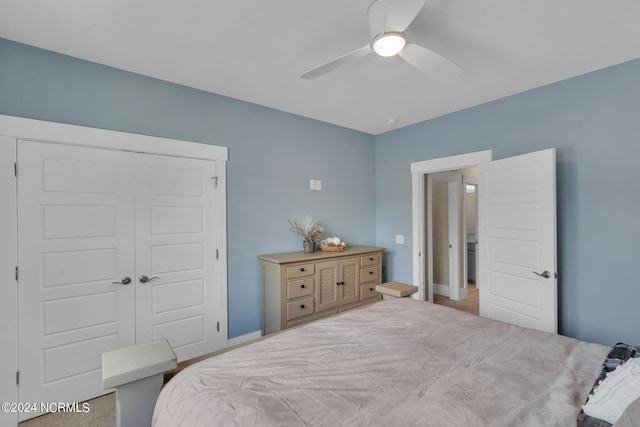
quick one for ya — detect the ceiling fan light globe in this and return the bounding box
[372,32,406,57]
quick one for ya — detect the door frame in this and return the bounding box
[462,174,479,290]
[0,115,229,426]
[0,137,17,427]
[411,150,492,302]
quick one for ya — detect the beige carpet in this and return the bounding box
[19,393,115,427]
[433,283,479,315]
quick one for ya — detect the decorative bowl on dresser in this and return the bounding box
[259,245,385,335]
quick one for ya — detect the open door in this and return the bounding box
[478,149,557,333]
[427,172,462,301]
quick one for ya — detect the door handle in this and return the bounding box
[112,276,131,285]
[139,275,159,284]
[532,271,551,279]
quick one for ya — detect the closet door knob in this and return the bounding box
[139,275,159,283]
[112,276,131,285]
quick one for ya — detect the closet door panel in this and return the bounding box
[135,154,219,362]
[17,140,135,421]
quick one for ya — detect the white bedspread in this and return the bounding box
[153,298,608,426]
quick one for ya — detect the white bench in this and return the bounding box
[102,339,177,427]
[375,281,419,299]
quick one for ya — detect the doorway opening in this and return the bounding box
[427,168,479,315]
[411,148,558,333]
[410,150,492,305]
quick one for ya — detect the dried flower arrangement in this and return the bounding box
[288,217,324,243]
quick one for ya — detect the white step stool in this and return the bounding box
[102,339,177,427]
[375,281,419,299]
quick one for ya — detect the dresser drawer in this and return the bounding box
[360,283,379,300]
[286,263,315,279]
[286,277,314,300]
[286,296,314,321]
[360,266,379,283]
[360,254,380,267]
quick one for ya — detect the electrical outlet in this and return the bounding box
[310,179,316,190]
[395,234,404,244]
[315,180,322,191]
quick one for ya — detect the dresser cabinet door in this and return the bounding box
[316,261,339,312]
[316,258,361,311]
[339,258,360,306]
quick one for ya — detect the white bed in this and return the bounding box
[153,298,610,426]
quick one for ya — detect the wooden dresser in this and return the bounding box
[259,245,385,335]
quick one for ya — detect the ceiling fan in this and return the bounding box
[301,0,462,80]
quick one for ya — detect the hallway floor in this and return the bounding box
[433,283,479,316]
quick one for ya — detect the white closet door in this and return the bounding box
[134,154,219,362]
[17,140,136,421]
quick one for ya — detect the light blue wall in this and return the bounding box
[2,38,639,347]
[0,39,376,339]
[375,58,640,347]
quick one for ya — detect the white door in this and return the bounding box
[134,154,220,362]
[17,141,223,420]
[478,149,557,333]
[428,172,461,300]
[17,140,136,421]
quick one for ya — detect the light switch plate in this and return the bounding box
[395,234,404,244]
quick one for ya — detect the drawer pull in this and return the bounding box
[370,287,374,291]
[301,284,305,288]
[300,304,305,309]
[370,257,374,261]
[369,271,374,275]
[300,268,305,272]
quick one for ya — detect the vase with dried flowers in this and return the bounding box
[288,217,324,253]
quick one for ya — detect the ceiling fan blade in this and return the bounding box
[300,44,372,80]
[368,0,427,39]
[399,42,462,78]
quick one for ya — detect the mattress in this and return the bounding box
[153,298,609,426]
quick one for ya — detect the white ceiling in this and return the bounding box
[1,0,639,135]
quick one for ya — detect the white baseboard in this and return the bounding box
[434,283,469,301]
[459,286,468,299]
[434,283,449,297]
[227,330,262,348]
